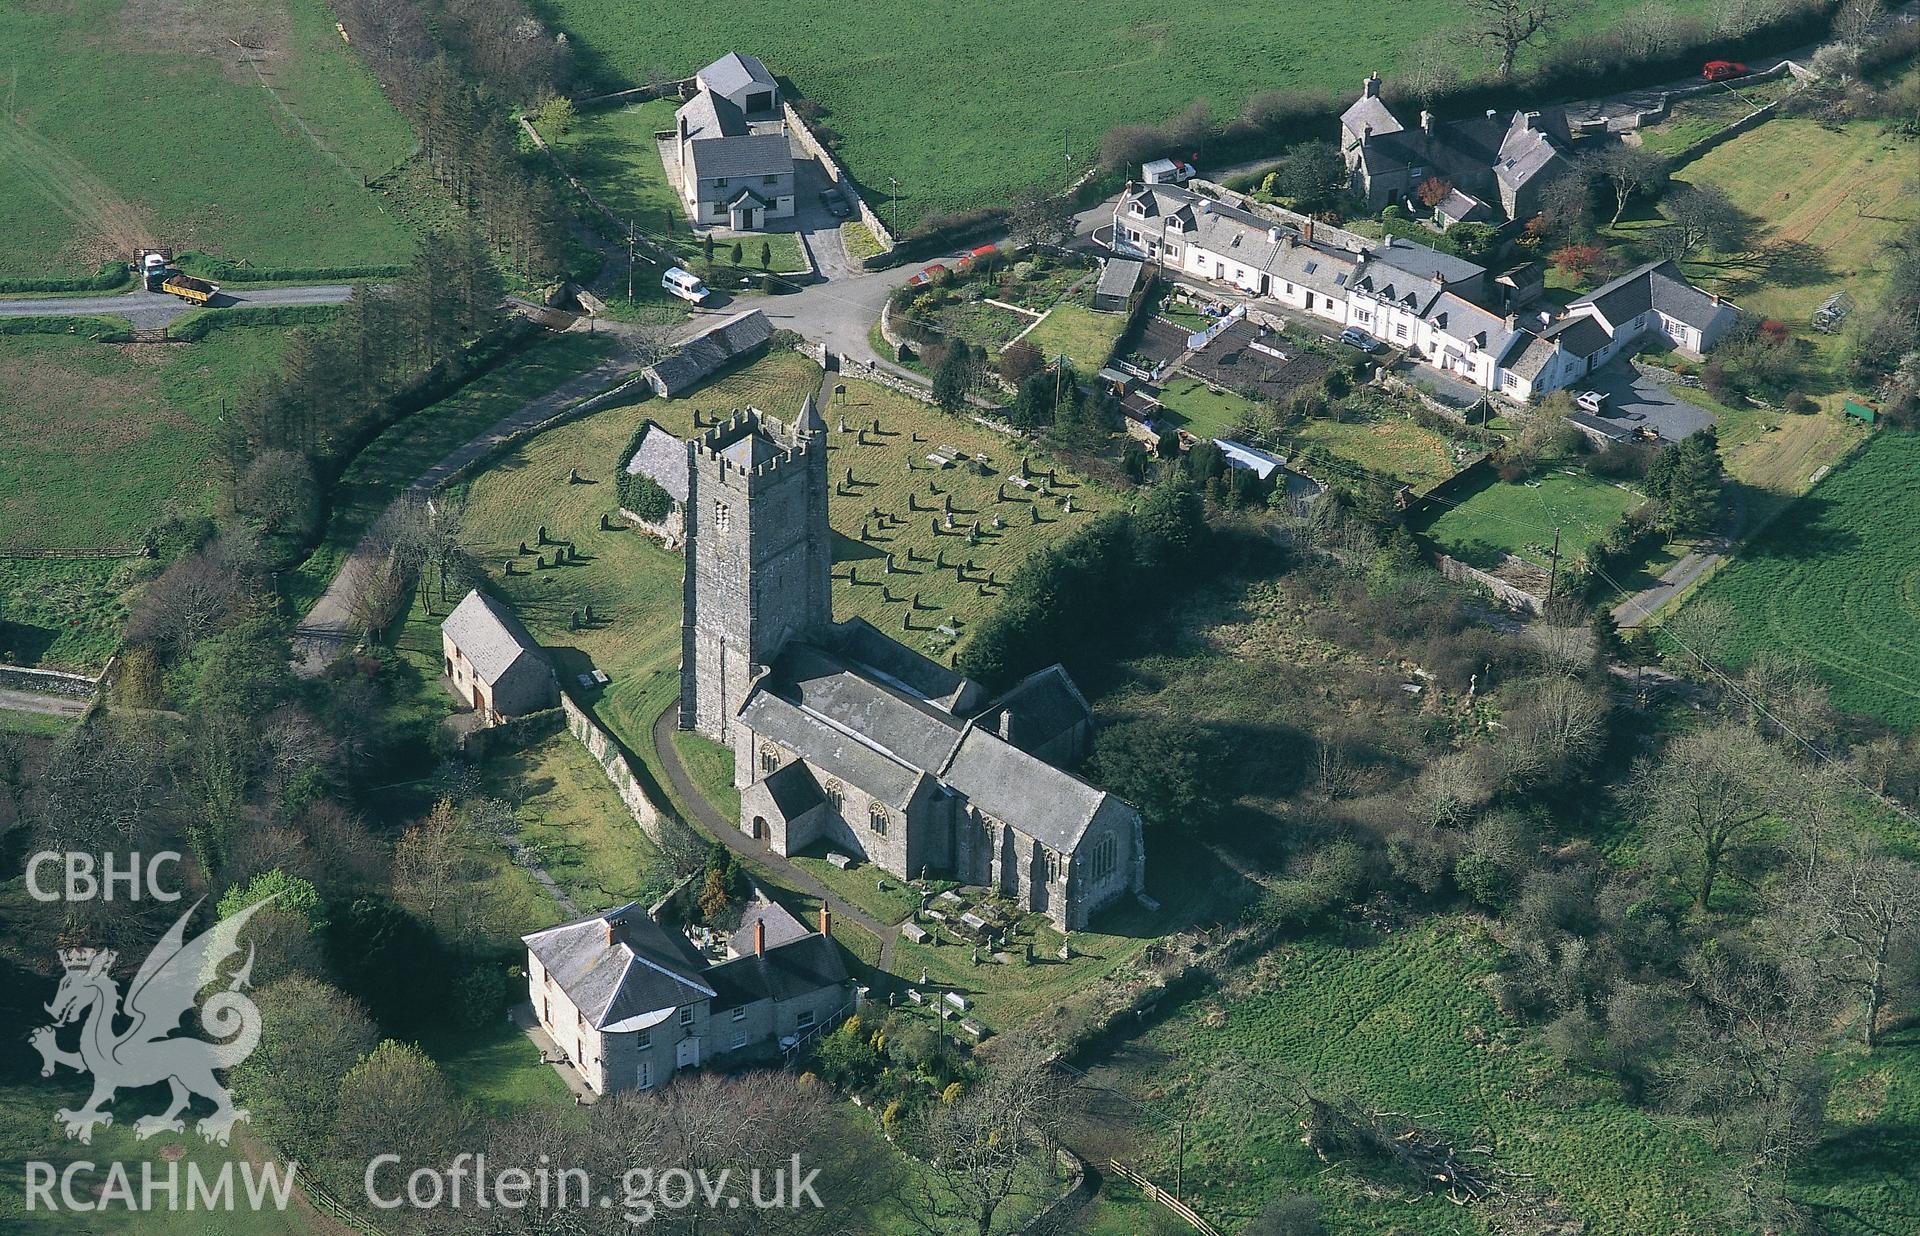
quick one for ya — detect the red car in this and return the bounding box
[1702,60,1749,82]
[906,263,950,286]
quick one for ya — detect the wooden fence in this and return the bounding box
[1105,1160,1222,1236]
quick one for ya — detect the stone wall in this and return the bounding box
[781,100,895,255]
[0,663,100,699]
[1432,551,1547,615]
[560,693,669,843]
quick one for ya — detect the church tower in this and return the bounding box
[680,398,832,742]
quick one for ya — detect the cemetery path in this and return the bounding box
[652,701,901,970]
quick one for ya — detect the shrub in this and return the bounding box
[1784,391,1818,414]
[617,471,672,521]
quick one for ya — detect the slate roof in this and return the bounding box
[708,934,849,1011]
[625,421,688,503]
[645,309,774,397]
[1340,94,1405,146]
[766,644,965,774]
[1096,258,1144,300]
[1363,235,1486,289]
[523,904,715,1032]
[826,618,983,713]
[675,89,748,142]
[940,727,1112,854]
[1501,331,1561,381]
[727,890,811,958]
[697,52,776,101]
[1570,260,1732,333]
[441,591,545,687]
[687,133,792,182]
[970,664,1092,757]
[1425,291,1514,353]
[738,676,934,808]
[1435,188,1491,223]
[1495,118,1563,191]
[1270,240,1359,298]
[759,758,826,819]
[1542,313,1613,358]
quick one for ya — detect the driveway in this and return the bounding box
[0,283,356,330]
[0,688,89,720]
[1577,361,1714,442]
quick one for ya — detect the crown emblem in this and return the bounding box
[57,946,104,971]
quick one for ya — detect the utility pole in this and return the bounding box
[1546,524,1563,603]
[626,218,635,304]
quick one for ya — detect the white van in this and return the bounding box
[661,267,709,304]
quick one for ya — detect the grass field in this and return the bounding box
[1681,430,1920,729]
[1023,298,1126,375]
[284,333,620,613]
[0,0,417,283]
[0,557,134,671]
[541,101,806,272]
[0,326,298,551]
[534,0,1716,228]
[487,729,668,910]
[1653,109,1915,381]
[1413,462,1646,570]
[1074,920,1732,1234]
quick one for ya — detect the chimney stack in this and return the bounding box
[1419,110,1436,137]
[818,905,832,938]
[604,917,617,947]
[1431,270,1447,287]
[754,917,766,956]
[1303,220,1315,243]
[1363,71,1381,99]
[1524,111,1542,131]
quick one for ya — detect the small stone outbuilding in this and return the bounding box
[441,590,558,724]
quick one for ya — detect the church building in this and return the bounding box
[678,403,1146,931]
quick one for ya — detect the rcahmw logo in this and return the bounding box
[29,896,273,1143]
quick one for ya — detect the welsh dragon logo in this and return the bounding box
[28,897,273,1146]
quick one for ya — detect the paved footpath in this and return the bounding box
[0,688,89,719]
[651,701,901,969]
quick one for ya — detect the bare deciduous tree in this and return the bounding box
[903,1047,1067,1236]
[1806,838,1920,1047]
[1638,724,1784,910]
[1462,0,1577,77]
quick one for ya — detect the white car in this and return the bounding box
[1576,390,1608,415]
[661,267,709,304]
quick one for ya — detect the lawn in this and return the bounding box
[284,333,621,614]
[539,100,807,272]
[0,706,80,739]
[1283,406,1470,491]
[1680,430,1920,729]
[1072,919,1734,1235]
[0,557,134,672]
[0,0,417,284]
[0,325,299,551]
[1023,299,1127,375]
[533,0,1717,229]
[487,729,670,910]
[1412,461,1646,571]
[1634,74,1801,157]
[1155,376,1260,440]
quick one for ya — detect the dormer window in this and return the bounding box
[1167,216,1184,232]
[1130,202,1146,218]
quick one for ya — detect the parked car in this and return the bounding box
[1702,59,1750,81]
[1338,327,1385,353]
[1576,390,1609,415]
[661,267,709,304]
[818,189,850,218]
[906,263,950,287]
